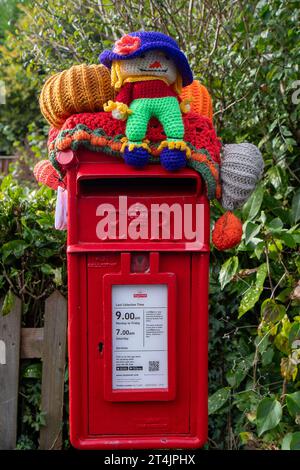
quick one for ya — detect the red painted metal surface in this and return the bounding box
[65,149,209,449]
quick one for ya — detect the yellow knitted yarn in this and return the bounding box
[157,139,192,157]
[180,80,213,120]
[39,64,113,128]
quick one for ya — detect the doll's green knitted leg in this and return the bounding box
[124,99,151,167]
[155,97,187,171]
[156,97,184,140]
[125,99,151,143]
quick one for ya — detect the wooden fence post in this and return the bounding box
[39,291,67,450]
[0,297,22,449]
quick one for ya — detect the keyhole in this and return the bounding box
[98,342,104,353]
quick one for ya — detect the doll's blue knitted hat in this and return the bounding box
[99,31,193,87]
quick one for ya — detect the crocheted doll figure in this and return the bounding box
[100,31,193,170]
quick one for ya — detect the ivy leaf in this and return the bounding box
[208,387,231,415]
[286,392,300,418]
[256,398,282,436]
[1,289,14,316]
[219,256,239,290]
[238,263,267,318]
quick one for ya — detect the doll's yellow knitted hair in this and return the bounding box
[111,60,183,95]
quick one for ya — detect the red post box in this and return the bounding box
[60,148,210,450]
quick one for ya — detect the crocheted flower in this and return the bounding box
[113,34,141,55]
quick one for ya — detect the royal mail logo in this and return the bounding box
[133,293,148,298]
[95,196,205,248]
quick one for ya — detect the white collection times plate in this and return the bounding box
[112,284,168,390]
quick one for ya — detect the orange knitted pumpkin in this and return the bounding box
[39,64,113,129]
[212,211,243,250]
[180,80,213,120]
[33,160,65,190]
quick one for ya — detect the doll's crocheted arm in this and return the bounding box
[104,100,133,120]
[104,82,133,120]
[180,98,192,113]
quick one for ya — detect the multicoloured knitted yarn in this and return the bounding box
[39,64,113,129]
[45,110,221,199]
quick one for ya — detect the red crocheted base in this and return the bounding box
[48,111,221,164]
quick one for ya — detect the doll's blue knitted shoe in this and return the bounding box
[160,148,187,171]
[124,146,149,168]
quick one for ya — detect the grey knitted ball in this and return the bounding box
[220,143,264,211]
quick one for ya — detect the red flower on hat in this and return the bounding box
[113,34,141,55]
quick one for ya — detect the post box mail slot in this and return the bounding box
[64,149,209,449]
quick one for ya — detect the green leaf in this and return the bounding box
[53,268,62,286]
[291,189,300,224]
[276,287,293,302]
[256,398,282,436]
[288,322,300,347]
[238,263,267,318]
[226,354,254,388]
[41,264,54,275]
[242,183,264,220]
[261,298,286,323]
[282,433,292,450]
[275,232,296,248]
[290,432,300,450]
[234,390,260,412]
[22,363,42,379]
[286,392,300,418]
[261,347,274,366]
[1,289,14,316]
[239,432,254,445]
[268,166,283,190]
[267,217,283,233]
[219,256,239,290]
[1,240,29,261]
[244,222,262,245]
[208,387,231,415]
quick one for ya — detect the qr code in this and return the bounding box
[148,360,160,372]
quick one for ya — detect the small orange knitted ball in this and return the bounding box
[33,160,64,190]
[39,64,113,128]
[212,211,243,250]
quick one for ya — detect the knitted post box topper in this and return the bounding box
[100,31,193,171]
